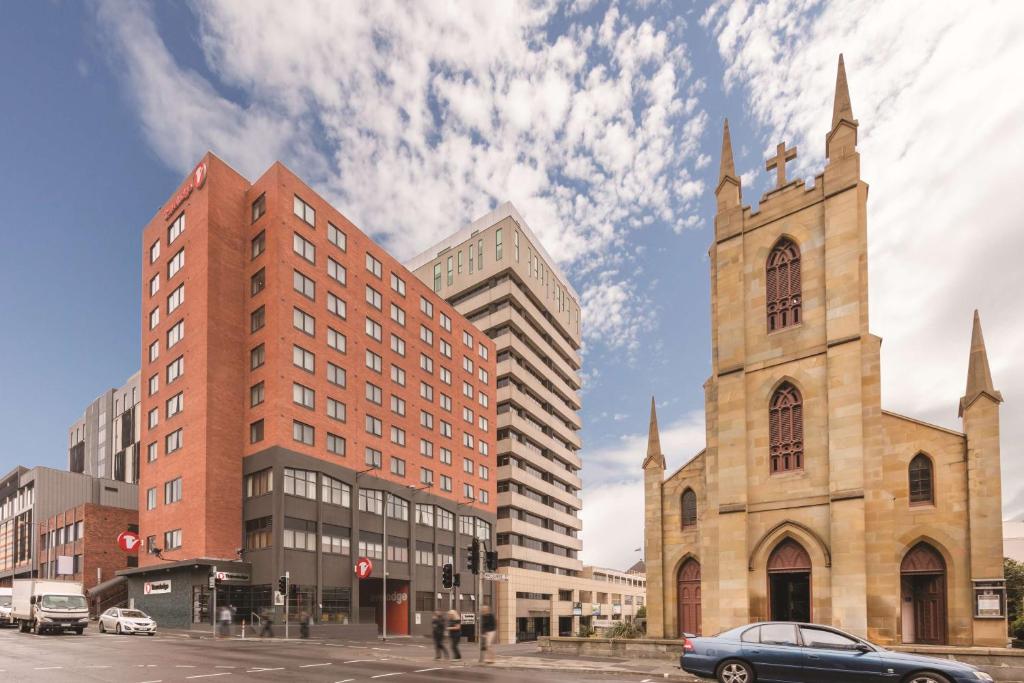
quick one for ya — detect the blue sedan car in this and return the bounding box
[680,622,994,683]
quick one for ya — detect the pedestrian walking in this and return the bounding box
[218,604,232,637]
[431,611,449,660]
[299,610,311,639]
[446,609,462,660]
[480,605,497,663]
[260,608,274,638]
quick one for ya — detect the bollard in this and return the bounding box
[241,619,246,639]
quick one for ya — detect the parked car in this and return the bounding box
[0,587,14,626]
[98,607,157,635]
[681,622,994,683]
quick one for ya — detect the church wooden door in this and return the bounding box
[677,559,701,636]
[901,542,947,645]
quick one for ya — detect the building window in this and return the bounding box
[327,327,346,353]
[283,517,317,551]
[251,306,266,332]
[251,231,265,259]
[440,474,452,492]
[167,283,184,314]
[390,273,406,295]
[165,428,183,454]
[358,533,383,560]
[148,373,159,396]
[251,193,266,222]
[479,490,489,504]
[328,257,346,285]
[163,529,182,550]
[250,382,264,407]
[322,524,350,555]
[420,297,433,318]
[769,382,803,473]
[284,468,317,499]
[245,468,273,498]
[387,495,409,520]
[322,476,350,506]
[390,395,406,416]
[165,392,184,418]
[387,538,408,563]
[447,255,453,286]
[390,457,406,477]
[149,239,161,263]
[327,398,346,422]
[327,433,346,456]
[365,415,383,437]
[293,345,315,372]
[909,453,934,505]
[251,268,266,296]
[390,364,406,386]
[293,307,315,335]
[420,467,434,486]
[433,263,442,292]
[437,507,454,531]
[168,248,185,279]
[766,237,802,332]
[293,270,315,299]
[365,317,382,341]
[147,442,157,462]
[365,285,382,310]
[365,447,382,469]
[293,233,316,263]
[293,382,315,409]
[390,303,406,326]
[149,306,159,330]
[327,362,346,387]
[477,239,483,269]
[366,253,383,278]
[149,273,160,297]
[390,333,406,356]
[496,227,503,260]
[416,503,434,526]
[146,487,156,510]
[168,213,185,244]
[250,419,264,443]
[293,195,315,227]
[245,517,271,550]
[359,489,384,515]
[250,344,265,369]
[365,382,383,405]
[292,420,314,446]
[681,489,697,528]
[164,477,182,504]
[167,320,184,348]
[328,222,347,250]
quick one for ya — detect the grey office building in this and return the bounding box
[68,371,141,483]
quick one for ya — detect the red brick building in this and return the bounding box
[124,154,497,634]
[37,503,139,590]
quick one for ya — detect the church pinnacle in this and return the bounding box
[719,118,737,184]
[959,310,1003,416]
[832,54,855,129]
[642,396,666,471]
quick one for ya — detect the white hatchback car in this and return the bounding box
[98,608,157,635]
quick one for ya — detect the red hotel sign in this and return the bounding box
[163,161,208,219]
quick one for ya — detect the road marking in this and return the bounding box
[370,675,403,679]
[86,665,112,668]
[215,665,236,669]
[335,680,355,683]
[186,674,232,679]
[414,668,443,673]
[136,680,162,683]
[245,668,284,673]
[34,667,64,670]
[176,665,197,668]
[343,659,374,663]
[299,663,331,668]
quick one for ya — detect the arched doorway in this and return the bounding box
[677,559,701,635]
[767,539,811,622]
[900,542,947,644]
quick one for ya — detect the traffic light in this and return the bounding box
[278,575,287,595]
[453,572,461,588]
[466,538,480,573]
[441,563,453,589]
[486,550,498,572]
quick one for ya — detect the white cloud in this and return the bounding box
[96,0,710,352]
[704,0,1024,513]
[580,410,706,569]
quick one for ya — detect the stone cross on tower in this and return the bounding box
[766,141,797,188]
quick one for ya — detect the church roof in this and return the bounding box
[625,559,646,575]
[960,309,1003,416]
[832,53,855,128]
[642,396,666,470]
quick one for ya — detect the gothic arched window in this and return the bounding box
[769,383,803,474]
[767,238,802,332]
[681,489,697,528]
[909,453,934,505]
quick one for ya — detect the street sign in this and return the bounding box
[355,557,373,579]
[461,612,476,624]
[216,571,250,583]
[117,530,142,553]
[274,591,284,606]
[482,572,508,582]
[144,580,172,595]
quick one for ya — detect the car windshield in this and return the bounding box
[121,610,148,618]
[39,595,87,610]
[0,598,11,607]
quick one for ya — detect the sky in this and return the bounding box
[0,0,1022,571]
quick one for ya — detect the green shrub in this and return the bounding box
[604,621,642,639]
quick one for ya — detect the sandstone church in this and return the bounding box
[643,56,1006,647]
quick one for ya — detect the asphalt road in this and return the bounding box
[0,627,663,682]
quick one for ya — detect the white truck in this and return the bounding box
[0,587,13,626]
[12,579,89,635]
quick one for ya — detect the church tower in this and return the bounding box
[643,397,667,638]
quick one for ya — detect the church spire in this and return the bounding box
[642,396,666,471]
[959,310,1003,417]
[832,54,854,129]
[719,118,737,184]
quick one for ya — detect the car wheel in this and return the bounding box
[717,659,755,683]
[907,673,951,683]
[99,621,106,633]
[115,623,122,635]
[148,632,156,636]
[76,629,84,635]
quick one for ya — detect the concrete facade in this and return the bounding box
[36,502,139,590]
[407,204,585,642]
[67,371,141,483]
[643,57,1007,647]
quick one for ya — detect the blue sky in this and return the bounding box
[1,1,1022,569]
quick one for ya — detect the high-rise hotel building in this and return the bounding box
[125,154,497,635]
[408,203,583,642]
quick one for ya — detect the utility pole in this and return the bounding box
[211,565,217,635]
[382,492,388,642]
[285,570,290,640]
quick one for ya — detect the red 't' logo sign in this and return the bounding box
[118,530,142,553]
[355,557,373,579]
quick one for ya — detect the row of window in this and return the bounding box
[39,520,84,550]
[145,476,183,510]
